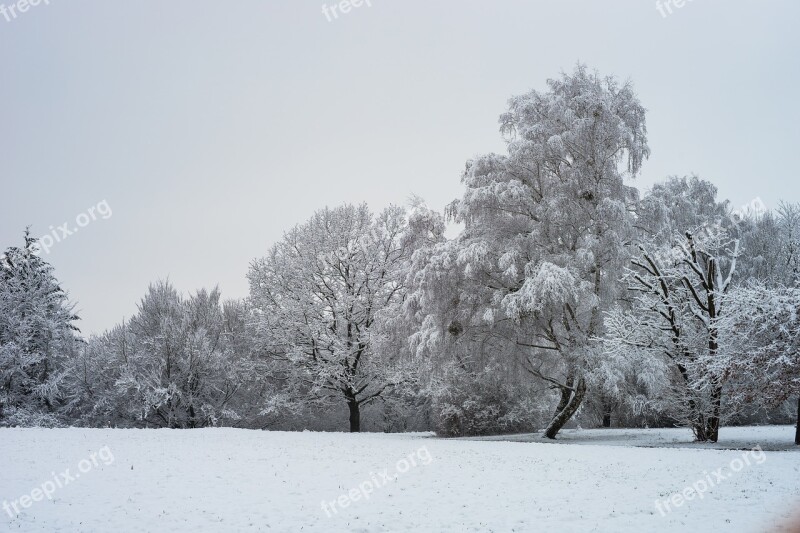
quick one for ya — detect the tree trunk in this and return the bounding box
[543,377,587,439]
[690,403,708,442]
[705,383,722,443]
[678,365,708,441]
[795,397,800,446]
[693,420,708,442]
[348,399,361,433]
[553,378,572,418]
[542,375,572,435]
[602,413,611,428]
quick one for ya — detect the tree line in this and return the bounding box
[2,65,798,444]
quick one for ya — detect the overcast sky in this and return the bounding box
[1,1,798,335]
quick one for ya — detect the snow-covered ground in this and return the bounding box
[464,425,800,451]
[1,427,798,532]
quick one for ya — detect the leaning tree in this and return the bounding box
[407,65,650,439]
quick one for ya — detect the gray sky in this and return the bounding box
[1,1,798,335]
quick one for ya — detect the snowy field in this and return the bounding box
[465,425,800,451]
[1,428,798,532]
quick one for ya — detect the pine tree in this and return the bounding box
[0,229,80,427]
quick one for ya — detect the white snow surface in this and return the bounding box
[1,427,798,532]
[463,425,800,451]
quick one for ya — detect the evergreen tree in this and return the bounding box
[0,229,80,427]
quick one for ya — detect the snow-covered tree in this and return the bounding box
[609,227,740,441]
[635,175,729,242]
[0,230,81,427]
[72,282,271,428]
[248,203,435,432]
[406,65,650,439]
[740,202,800,286]
[717,283,800,445]
[604,175,749,441]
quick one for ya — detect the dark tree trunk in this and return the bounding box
[348,399,361,433]
[690,404,708,442]
[693,420,708,442]
[602,413,611,428]
[795,397,800,446]
[553,380,572,418]
[705,384,722,443]
[543,377,587,439]
[704,259,721,443]
[542,376,572,436]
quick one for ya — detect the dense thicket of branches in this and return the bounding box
[1,66,797,443]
